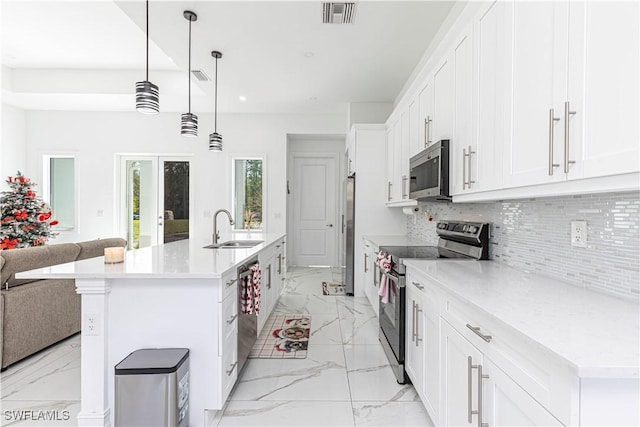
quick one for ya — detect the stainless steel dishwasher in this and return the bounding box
[237,258,258,374]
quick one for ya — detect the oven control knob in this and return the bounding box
[462,225,469,232]
[468,226,478,234]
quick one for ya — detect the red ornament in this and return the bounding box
[0,238,19,250]
[38,212,52,221]
[25,190,36,198]
[15,211,28,221]
[50,220,59,226]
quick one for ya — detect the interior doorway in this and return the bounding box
[286,135,345,267]
[118,155,192,249]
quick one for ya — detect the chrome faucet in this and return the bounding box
[213,209,234,244]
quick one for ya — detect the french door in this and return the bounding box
[119,156,192,249]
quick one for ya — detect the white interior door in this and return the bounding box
[120,155,192,249]
[290,154,338,266]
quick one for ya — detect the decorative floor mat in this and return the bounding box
[249,314,311,359]
[322,281,346,296]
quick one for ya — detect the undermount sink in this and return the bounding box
[204,240,264,249]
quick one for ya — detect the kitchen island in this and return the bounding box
[16,233,286,427]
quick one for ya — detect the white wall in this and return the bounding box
[24,110,346,243]
[347,102,393,128]
[1,103,27,184]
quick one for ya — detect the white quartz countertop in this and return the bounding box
[16,233,285,280]
[362,235,430,248]
[403,259,640,379]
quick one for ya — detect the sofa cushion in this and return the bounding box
[76,238,127,261]
[0,243,81,288]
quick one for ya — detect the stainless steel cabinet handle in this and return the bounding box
[387,181,392,201]
[424,116,432,147]
[277,254,282,274]
[548,108,560,175]
[463,145,476,189]
[341,215,345,234]
[468,357,488,427]
[564,101,576,173]
[326,224,333,227]
[415,304,422,346]
[226,314,238,324]
[411,300,417,342]
[226,278,237,288]
[477,364,489,427]
[462,147,467,189]
[412,281,424,290]
[267,264,272,289]
[466,324,492,343]
[226,361,237,376]
[364,253,368,273]
[468,356,474,423]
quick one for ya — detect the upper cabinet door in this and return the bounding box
[473,0,507,192]
[451,27,474,195]
[408,98,422,158]
[385,126,395,202]
[505,1,569,187]
[418,79,434,150]
[432,57,453,143]
[568,1,639,180]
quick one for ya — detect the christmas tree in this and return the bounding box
[0,171,58,250]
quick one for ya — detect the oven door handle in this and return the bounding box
[381,270,404,287]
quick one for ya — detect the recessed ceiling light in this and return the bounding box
[239,96,247,102]
[309,97,318,101]
[304,52,315,58]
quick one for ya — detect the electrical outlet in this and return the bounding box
[571,220,587,248]
[84,313,100,336]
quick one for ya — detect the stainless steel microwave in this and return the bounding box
[409,140,450,201]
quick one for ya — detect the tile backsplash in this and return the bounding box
[408,192,640,301]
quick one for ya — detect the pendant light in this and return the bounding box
[135,0,159,114]
[209,51,223,151]
[181,10,198,137]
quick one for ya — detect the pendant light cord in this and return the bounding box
[145,0,149,81]
[214,56,218,131]
[188,17,192,113]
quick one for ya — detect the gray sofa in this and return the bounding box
[0,238,126,369]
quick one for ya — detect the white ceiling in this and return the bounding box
[1,0,458,114]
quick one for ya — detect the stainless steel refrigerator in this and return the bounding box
[342,174,355,295]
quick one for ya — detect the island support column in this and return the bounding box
[75,278,112,427]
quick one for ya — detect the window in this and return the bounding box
[233,158,263,230]
[43,156,76,230]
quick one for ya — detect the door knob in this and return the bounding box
[327,224,333,227]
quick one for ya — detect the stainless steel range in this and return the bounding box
[378,220,490,384]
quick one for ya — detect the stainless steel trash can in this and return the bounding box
[115,348,189,427]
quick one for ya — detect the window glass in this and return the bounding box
[47,157,75,230]
[233,159,263,230]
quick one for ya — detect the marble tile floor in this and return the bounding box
[217,267,432,427]
[0,267,433,427]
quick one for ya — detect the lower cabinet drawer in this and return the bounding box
[221,327,238,401]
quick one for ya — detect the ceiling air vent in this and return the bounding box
[191,69,210,81]
[322,2,356,24]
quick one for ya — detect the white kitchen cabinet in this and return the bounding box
[405,279,426,401]
[450,25,474,195]
[472,0,507,193]
[418,78,434,151]
[417,54,453,150]
[399,109,411,200]
[408,97,422,158]
[347,126,356,175]
[392,116,404,201]
[483,358,562,427]
[385,125,395,202]
[505,1,639,188]
[362,239,378,317]
[441,320,483,427]
[406,269,441,424]
[567,1,639,180]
